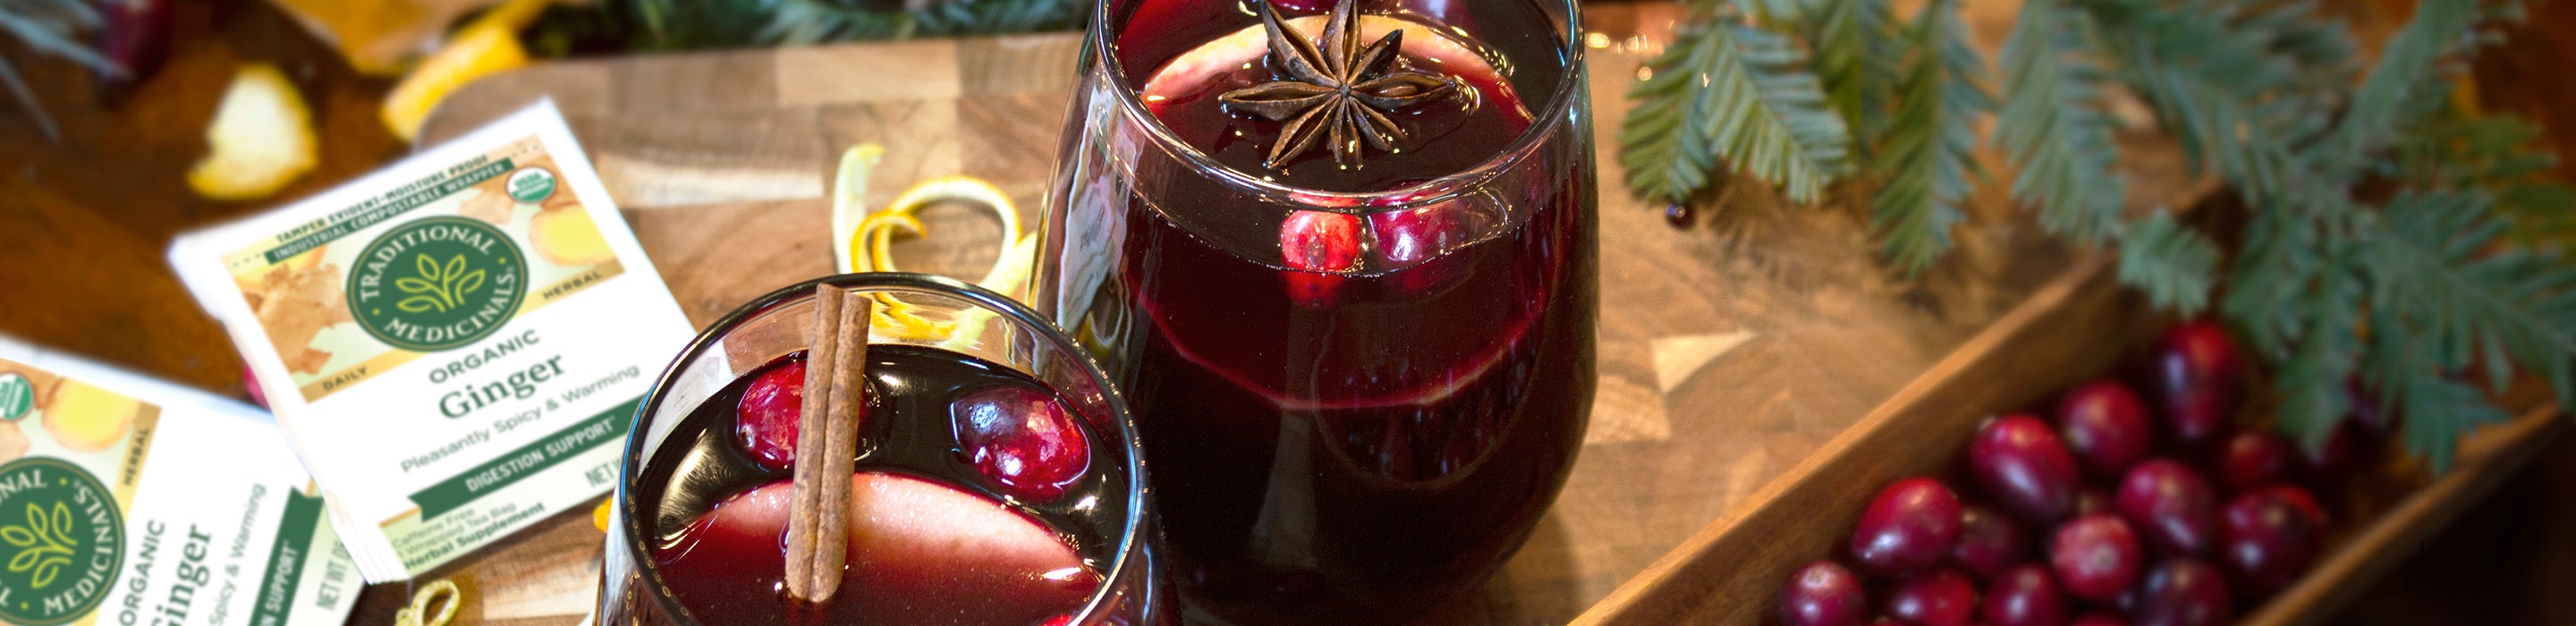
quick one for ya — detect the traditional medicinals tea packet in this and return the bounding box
[168,101,694,582]
[0,336,360,626]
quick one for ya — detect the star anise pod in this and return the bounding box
[1219,0,1462,169]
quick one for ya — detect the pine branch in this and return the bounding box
[2367,190,2576,409]
[2270,235,2361,450]
[1619,2,1852,205]
[2114,210,2220,315]
[1812,0,1903,149]
[2088,0,2351,207]
[1621,17,1732,205]
[2329,0,2480,174]
[1869,0,1989,272]
[1994,0,2123,242]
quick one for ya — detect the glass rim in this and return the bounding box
[616,272,1150,625]
[1085,0,1588,211]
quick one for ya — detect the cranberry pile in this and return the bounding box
[1781,322,2382,626]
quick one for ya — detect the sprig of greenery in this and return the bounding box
[1811,0,1904,148]
[1619,0,1851,205]
[2115,210,2220,314]
[1869,0,1990,272]
[1995,0,2123,242]
[1621,0,2576,470]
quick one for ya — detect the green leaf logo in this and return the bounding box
[0,458,121,624]
[393,254,491,314]
[0,503,72,588]
[346,217,528,352]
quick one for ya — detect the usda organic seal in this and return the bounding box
[506,165,558,203]
[348,216,529,352]
[0,458,121,624]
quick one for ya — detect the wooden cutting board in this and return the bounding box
[395,3,2209,623]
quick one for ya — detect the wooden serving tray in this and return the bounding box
[1572,254,2572,625]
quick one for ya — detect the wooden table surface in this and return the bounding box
[390,3,2212,623]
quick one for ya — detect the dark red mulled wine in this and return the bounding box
[1037,0,1596,621]
[632,346,1126,625]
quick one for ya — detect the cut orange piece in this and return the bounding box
[187,63,318,201]
[382,21,530,143]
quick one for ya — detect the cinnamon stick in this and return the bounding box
[785,284,870,605]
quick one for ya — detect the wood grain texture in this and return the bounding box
[403,3,2207,623]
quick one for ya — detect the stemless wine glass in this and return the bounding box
[599,273,1162,625]
[1031,0,1597,621]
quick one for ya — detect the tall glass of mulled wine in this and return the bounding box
[600,273,1163,625]
[1033,0,1596,620]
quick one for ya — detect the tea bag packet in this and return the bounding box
[168,100,695,582]
[0,336,360,626]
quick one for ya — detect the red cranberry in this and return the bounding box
[1280,210,1363,272]
[2070,613,2128,626]
[2219,490,2318,597]
[2216,431,2292,494]
[952,385,1091,501]
[1886,568,1979,626]
[2115,459,2217,555]
[1368,204,1468,266]
[1970,415,2081,523]
[1979,564,2065,626]
[1664,202,1694,227]
[2246,484,2326,527]
[2134,558,2232,626]
[2072,487,2113,518]
[2148,322,2244,450]
[2048,514,2142,602]
[1952,503,2026,580]
[1781,561,1869,626]
[1852,478,1965,576]
[2055,380,2152,478]
[733,359,807,470]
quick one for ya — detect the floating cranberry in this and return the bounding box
[1886,568,1979,626]
[1970,415,2080,523]
[2148,322,2245,450]
[1979,564,2064,626]
[2216,431,2292,494]
[1664,202,1694,227]
[734,359,808,470]
[2219,490,2318,597]
[1852,478,1965,576]
[2134,558,2232,626]
[1952,503,2026,580]
[2048,514,2142,602]
[2116,459,2216,555]
[953,385,1091,501]
[1780,561,1869,626]
[2056,380,2152,478]
[1368,204,1469,266]
[1280,210,1363,272]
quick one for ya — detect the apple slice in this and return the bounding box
[659,472,1098,623]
